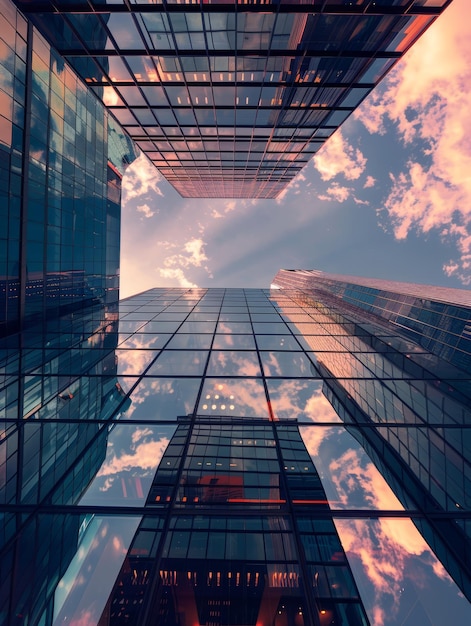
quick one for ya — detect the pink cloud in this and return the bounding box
[136,203,155,219]
[96,438,170,478]
[122,152,164,201]
[276,171,309,204]
[313,130,367,181]
[325,184,351,203]
[155,237,211,287]
[299,427,458,625]
[355,0,471,283]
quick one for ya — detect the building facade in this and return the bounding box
[2,280,471,625]
[12,0,452,198]
[0,0,139,335]
[2,1,470,625]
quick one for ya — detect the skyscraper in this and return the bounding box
[0,0,139,336]
[2,276,471,625]
[2,1,470,625]
[12,0,452,198]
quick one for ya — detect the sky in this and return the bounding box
[120,0,471,298]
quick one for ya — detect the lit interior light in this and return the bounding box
[229,404,235,410]
[202,404,208,409]
[212,404,217,410]
[221,404,226,410]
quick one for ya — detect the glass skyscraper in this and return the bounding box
[12,0,452,198]
[2,277,471,626]
[2,0,471,625]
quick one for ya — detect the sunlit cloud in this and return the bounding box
[158,267,198,287]
[122,152,164,201]
[304,389,341,424]
[211,199,246,219]
[131,427,153,444]
[353,197,369,206]
[155,237,212,287]
[164,237,209,269]
[182,238,208,267]
[136,203,155,219]
[313,130,367,182]
[199,378,269,418]
[336,517,453,626]
[276,172,308,204]
[116,349,156,376]
[318,183,351,203]
[364,175,376,189]
[209,351,261,376]
[97,438,170,478]
[157,240,178,250]
[299,426,458,625]
[355,0,471,284]
[267,380,341,424]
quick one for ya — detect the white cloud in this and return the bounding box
[182,238,208,266]
[313,130,367,182]
[276,171,309,204]
[163,237,209,271]
[156,237,214,286]
[136,203,155,219]
[122,153,164,201]
[210,199,244,219]
[354,0,471,284]
[353,197,369,206]
[97,438,170,478]
[158,268,198,288]
[318,183,351,203]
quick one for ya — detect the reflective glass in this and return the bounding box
[207,350,261,377]
[212,334,257,349]
[267,380,342,423]
[198,378,269,418]
[260,351,317,377]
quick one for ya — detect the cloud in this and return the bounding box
[131,427,153,444]
[313,130,367,182]
[210,199,243,219]
[182,238,208,267]
[353,197,369,206]
[355,0,471,283]
[300,425,455,626]
[276,172,308,204]
[163,237,208,269]
[158,268,198,288]
[155,237,211,287]
[97,438,170,478]
[318,183,352,203]
[136,203,155,219]
[122,152,164,201]
[364,175,376,189]
[117,348,156,376]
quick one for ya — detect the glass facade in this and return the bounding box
[0,0,138,334]
[2,282,471,625]
[12,0,452,198]
[2,1,470,625]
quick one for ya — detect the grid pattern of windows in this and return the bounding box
[2,285,471,625]
[0,1,138,333]
[13,1,451,197]
[274,268,471,374]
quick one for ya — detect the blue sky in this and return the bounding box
[120,0,471,298]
